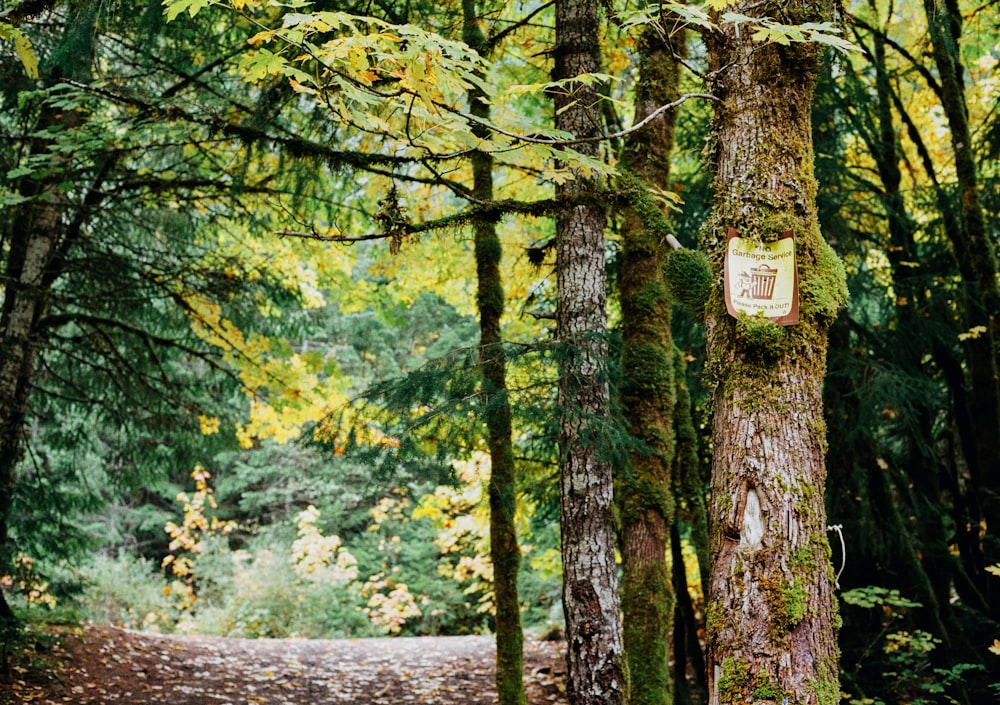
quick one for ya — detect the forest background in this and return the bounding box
[0,0,998,704]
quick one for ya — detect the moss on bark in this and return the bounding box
[703,3,844,703]
[463,4,524,705]
[615,20,687,705]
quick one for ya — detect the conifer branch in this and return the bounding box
[61,80,429,171]
[0,0,56,22]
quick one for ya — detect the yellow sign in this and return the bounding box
[724,229,799,325]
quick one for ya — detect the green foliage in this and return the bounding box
[77,554,179,630]
[161,0,611,184]
[619,2,859,54]
[841,586,921,611]
[838,586,992,704]
[70,463,562,639]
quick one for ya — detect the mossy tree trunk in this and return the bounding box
[617,22,682,705]
[462,3,526,705]
[553,2,626,704]
[702,3,847,704]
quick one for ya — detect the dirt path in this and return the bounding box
[4,624,568,704]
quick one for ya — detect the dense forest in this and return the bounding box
[1,0,998,704]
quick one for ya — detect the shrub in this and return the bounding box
[78,554,179,631]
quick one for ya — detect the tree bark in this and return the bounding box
[702,3,846,703]
[553,2,626,704]
[617,21,683,705]
[0,4,97,620]
[462,3,526,705]
[0,139,68,620]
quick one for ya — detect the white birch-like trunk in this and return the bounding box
[553,2,626,704]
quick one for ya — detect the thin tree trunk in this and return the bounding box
[921,0,1000,612]
[866,22,958,652]
[617,20,684,705]
[0,5,97,621]
[0,155,66,620]
[672,520,708,705]
[462,3,526,704]
[553,2,626,704]
[672,347,710,704]
[702,3,846,703]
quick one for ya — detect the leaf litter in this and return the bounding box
[5,624,568,704]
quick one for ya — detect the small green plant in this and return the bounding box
[840,585,920,611]
[841,585,986,704]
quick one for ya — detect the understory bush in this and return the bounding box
[79,554,179,631]
[71,466,563,639]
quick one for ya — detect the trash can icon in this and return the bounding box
[749,264,777,300]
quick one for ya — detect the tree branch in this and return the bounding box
[277,196,570,243]
[485,1,555,54]
[448,92,717,147]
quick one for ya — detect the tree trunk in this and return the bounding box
[0,2,99,620]
[617,21,683,705]
[462,3,526,705]
[866,22,958,651]
[672,347,710,704]
[921,0,1000,612]
[0,149,67,619]
[702,4,846,704]
[553,2,626,704]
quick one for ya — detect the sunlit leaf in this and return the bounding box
[0,22,40,78]
[162,0,214,22]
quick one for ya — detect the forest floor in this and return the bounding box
[3,623,569,705]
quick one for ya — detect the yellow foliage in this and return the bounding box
[0,554,57,608]
[360,572,423,634]
[412,452,497,613]
[290,505,359,582]
[198,415,221,435]
[161,467,235,609]
[958,325,988,342]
